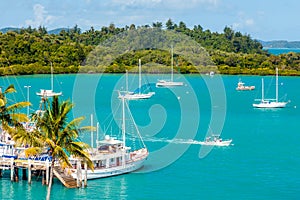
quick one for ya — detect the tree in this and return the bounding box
[166,18,174,30]
[0,85,30,138]
[152,21,163,29]
[13,96,93,200]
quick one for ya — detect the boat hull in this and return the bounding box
[199,139,232,146]
[236,86,255,91]
[82,157,147,180]
[156,81,183,87]
[119,92,155,100]
[253,101,287,108]
[70,148,148,180]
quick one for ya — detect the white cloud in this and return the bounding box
[245,19,254,26]
[25,4,56,27]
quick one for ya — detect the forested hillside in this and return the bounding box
[0,19,299,75]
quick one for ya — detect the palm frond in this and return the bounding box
[4,84,16,94]
[7,101,31,112]
[0,99,5,107]
[11,113,29,123]
[24,147,44,158]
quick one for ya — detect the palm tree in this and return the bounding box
[0,84,30,140]
[13,96,93,200]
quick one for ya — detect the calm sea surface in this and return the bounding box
[0,73,299,200]
[265,48,300,55]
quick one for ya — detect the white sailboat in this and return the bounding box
[118,59,155,100]
[69,96,148,180]
[253,68,287,108]
[36,62,62,97]
[156,46,183,87]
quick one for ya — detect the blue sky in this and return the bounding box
[1,0,300,41]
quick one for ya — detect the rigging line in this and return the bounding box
[124,99,147,148]
[101,98,122,134]
[5,67,27,101]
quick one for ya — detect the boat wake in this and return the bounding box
[143,136,234,146]
[143,137,202,145]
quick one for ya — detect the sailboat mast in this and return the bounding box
[121,97,126,149]
[276,67,278,102]
[126,70,128,93]
[91,114,93,149]
[171,45,174,82]
[51,62,54,91]
[138,59,141,95]
[121,96,126,167]
[262,78,264,100]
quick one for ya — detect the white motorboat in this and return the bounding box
[236,79,255,91]
[199,136,232,146]
[70,96,148,180]
[156,46,183,87]
[253,68,287,108]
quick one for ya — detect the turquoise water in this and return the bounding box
[265,48,300,55]
[0,74,299,200]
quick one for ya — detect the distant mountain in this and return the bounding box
[260,40,300,48]
[0,27,20,33]
[0,27,69,35]
[48,28,69,35]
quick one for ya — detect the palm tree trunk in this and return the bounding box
[46,160,55,200]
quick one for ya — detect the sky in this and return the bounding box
[1,0,300,41]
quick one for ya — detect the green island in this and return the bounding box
[1,19,300,76]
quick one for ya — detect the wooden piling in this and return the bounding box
[10,158,14,181]
[28,159,31,184]
[84,162,87,187]
[22,168,27,180]
[46,160,49,185]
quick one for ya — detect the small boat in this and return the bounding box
[253,68,288,108]
[36,63,62,97]
[69,95,148,180]
[236,79,255,91]
[119,59,155,100]
[199,135,232,146]
[156,46,183,87]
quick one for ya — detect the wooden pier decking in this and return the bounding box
[0,158,87,188]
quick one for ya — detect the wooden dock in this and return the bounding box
[0,157,87,188]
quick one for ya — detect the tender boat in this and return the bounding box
[236,79,255,91]
[199,135,232,146]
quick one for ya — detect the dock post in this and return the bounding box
[22,168,27,180]
[84,161,87,187]
[14,165,19,182]
[42,171,45,185]
[46,159,49,185]
[76,160,81,188]
[10,158,14,181]
[28,159,31,184]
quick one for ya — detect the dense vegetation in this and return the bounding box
[0,19,300,76]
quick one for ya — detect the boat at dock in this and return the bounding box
[69,95,148,180]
